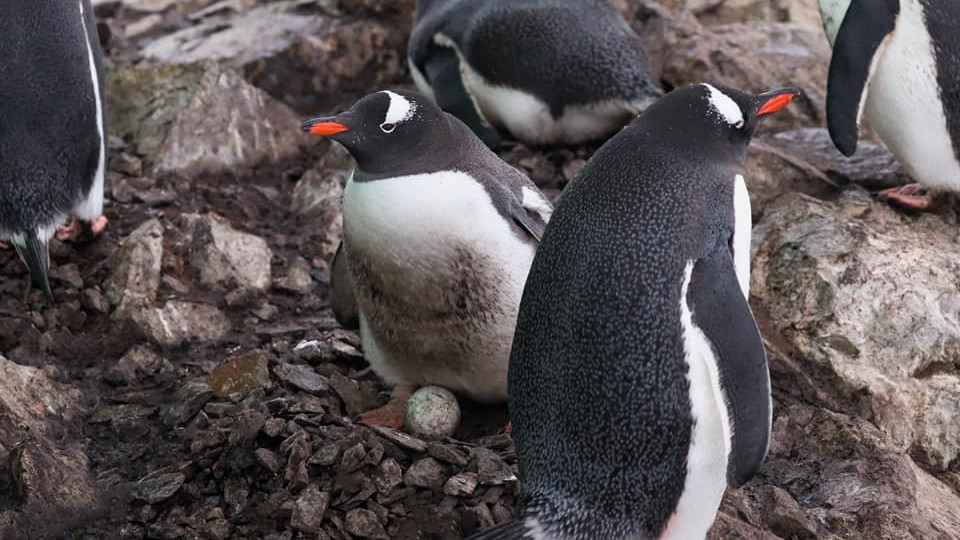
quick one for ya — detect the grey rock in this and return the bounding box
[403,457,446,490]
[188,213,272,293]
[637,5,829,132]
[443,472,479,497]
[309,443,340,467]
[274,363,329,395]
[373,457,403,495]
[290,484,329,533]
[274,256,314,295]
[133,300,231,347]
[289,145,349,261]
[344,508,388,539]
[753,192,960,470]
[106,218,164,315]
[106,346,173,386]
[106,62,302,175]
[474,447,517,486]
[208,349,271,399]
[81,288,111,315]
[372,426,427,453]
[134,472,186,504]
[329,371,365,416]
[161,380,214,426]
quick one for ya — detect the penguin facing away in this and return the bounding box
[468,83,798,540]
[302,90,553,428]
[0,0,109,301]
[818,0,960,210]
[409,0,663,147]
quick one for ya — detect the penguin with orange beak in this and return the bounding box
[302,90,553,428]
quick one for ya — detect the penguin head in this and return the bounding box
[642,83,800,160]
[302,90,449,175]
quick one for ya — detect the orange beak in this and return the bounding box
[301,118,350,136]
[757,90,800,116]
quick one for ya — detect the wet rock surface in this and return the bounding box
[1,0,959,538]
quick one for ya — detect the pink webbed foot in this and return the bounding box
[56,215,109,242]
[359,386,415,430]
[878,184,935,211]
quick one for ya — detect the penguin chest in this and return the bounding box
[663,263,732,540]
[341,171,534,394]
[863,0,960,190]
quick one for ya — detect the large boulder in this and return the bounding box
[635,4,830,132]
[106,61,303,175]
[752,190,960,471]
[138,1,408,112]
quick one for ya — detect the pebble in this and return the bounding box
[345,508,389,539]
[208,350,271,399]
[290,484,329,533]
[273,363,329,395]
[403,457,446,490]
[161,380,214,426]
[134,472,185,504]
[443,472,478,497]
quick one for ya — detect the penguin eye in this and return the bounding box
[380,123,396,133]
[733,119,745,129]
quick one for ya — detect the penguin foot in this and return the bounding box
[56,216,109,242]
[359,386,414,429]
[878,184,934,211]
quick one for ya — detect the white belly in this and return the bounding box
[432,33,648,145]
[342,170,536,401]
[663,262,731,540]
[74,0,105,221]
[863,0,960,190]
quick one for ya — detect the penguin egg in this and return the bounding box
[405,386,461,438]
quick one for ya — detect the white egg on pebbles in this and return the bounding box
[405,386,461,438]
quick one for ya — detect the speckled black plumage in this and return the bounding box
[502,84,778,539]
[0,0,105,296]
[920,0,960,161]
[410,0,662,118]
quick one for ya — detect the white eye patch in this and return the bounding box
[381,90,417,132]
[702,83,745,128]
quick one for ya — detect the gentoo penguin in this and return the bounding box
[469,83,798,540]
[0,0,109,300]
[818,0,960,210]
[302,90,553,428]
[408,0,663,147]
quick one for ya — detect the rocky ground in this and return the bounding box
[1,0,959,538]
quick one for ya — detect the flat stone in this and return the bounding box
[344,508,388,539]
[161,380,214,426]
[134,301,231,347]
[474,447,517,486]
[372,426,427,453]
[403,457,446,490]
[208,350,271,399]
[273,363,329,395]
[134,472,185,504]
[189,213,272,294]
[106,218,164,315]
[105,346,172,386]
[443,472,479,497]
[290,484,329,534]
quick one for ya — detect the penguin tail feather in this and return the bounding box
[11,231,54,302]
[465,519,535,540]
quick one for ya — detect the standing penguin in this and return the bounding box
[469,83,798,540]
[409,0,663,147]
[818,0,960,210]
[0,0,109,300]
[302,90,553,427]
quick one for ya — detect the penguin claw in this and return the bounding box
[90,216,109,235]
[878,184,935,211]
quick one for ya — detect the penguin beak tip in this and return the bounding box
[301,119,350,136]
[756,89,801,117]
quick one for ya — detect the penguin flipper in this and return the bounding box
[330,242,360,330]
[420,46,502,147]
[826,0,899,156]
[687,250,769,488]
[10,231,54,302]
[465,519,532,540]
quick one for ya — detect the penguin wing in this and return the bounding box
[687,248,770,487]
[497,176,553,242]
[826,0,899,156]
[330,243,360,330]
